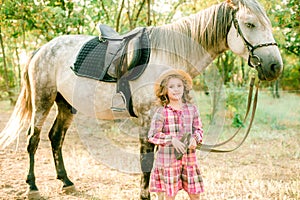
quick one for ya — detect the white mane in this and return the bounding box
[149,0,270,75]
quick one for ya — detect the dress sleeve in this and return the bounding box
[148,107,172,145]
[192,105,204,144]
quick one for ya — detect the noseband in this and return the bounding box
[232,10,278,68]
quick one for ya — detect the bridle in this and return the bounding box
[196,9,276,153]
[231,10,278,69]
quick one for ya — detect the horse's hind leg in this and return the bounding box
[48,93,75,193]
[26,93,55,199]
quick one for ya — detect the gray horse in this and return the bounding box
[0,0,282,199]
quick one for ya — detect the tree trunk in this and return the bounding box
[116,0,125,32]
[14,42,21,88]
[0,26,10,91]
[100,0,110,22]
[133,0,146,28]
[147,0,151,26]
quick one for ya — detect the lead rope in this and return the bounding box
[200,77,255,149]
[197,77,260,153]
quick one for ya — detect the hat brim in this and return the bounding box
[154,69,193,93]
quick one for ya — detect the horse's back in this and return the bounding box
[27,34,95,107]
[43,34,94,56]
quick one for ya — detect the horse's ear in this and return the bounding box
[226,0,238,9]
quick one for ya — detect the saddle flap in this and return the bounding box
[127,37,142,70]
[105,28,145,78]
[105,40,124,77]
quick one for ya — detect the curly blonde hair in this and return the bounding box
[155,73,192,106]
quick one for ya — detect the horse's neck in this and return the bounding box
[149,2,231,76]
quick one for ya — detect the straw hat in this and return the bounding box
[154,69,193,93]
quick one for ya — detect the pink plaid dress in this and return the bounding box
[148,103,204,197]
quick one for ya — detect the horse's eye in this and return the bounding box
[245,23,255,28]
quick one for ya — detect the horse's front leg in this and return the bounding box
[139,129,155,200]
[48,94,75,193]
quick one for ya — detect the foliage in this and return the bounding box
[269,0,299,56]
[280,61,300,92]
[264,0,300,94]
[225,83,247,127]
[0,0,299,98]
[232,113,244,128]
[214,51,249,86]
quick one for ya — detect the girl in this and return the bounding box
[148,69,204,200]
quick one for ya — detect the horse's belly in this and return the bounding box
[73,99,131,120]
[58,73,122,120]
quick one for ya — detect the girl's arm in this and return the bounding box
[148,107,172,145]
[192,106,204,144]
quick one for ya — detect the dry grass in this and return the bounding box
[0,91,299,199]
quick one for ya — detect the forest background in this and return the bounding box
[0,0,299,105]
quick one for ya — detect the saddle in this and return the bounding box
[98,24,149,79]
[71,25,151,117]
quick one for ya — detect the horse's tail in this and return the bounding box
[0,51,36,149]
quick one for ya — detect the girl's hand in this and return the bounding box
[172,137,186,154]
[188,137,197,150]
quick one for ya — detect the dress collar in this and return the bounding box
[165,103,187,112]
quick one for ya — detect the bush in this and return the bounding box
[225,84,247,127]
[281,63,300,92]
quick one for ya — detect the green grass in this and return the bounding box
[194,88,300,138]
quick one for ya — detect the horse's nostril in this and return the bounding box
[271,64,276,72]
[270,63,280,74]
[269,62,283,80]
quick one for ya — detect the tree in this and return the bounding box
[0,0,299,99]
[267,0,300,93]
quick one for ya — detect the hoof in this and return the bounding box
[61,185,76,194]
[27,190,41,200]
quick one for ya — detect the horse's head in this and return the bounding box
[226,0,283,81]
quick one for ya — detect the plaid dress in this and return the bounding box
[148,103,204,196]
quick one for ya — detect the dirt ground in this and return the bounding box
[0,100,299,200]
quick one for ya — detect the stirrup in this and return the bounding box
[111,92,127,112]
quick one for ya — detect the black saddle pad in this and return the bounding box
[71,29,151,117]
[72,37,114,81]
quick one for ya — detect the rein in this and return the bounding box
[197,77,260,153]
